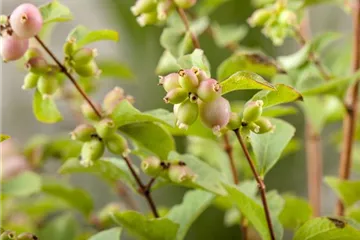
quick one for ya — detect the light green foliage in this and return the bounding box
[39,0,73,24]
[68,25,119,48]
[38,213,78,240]
[325,177,360,207]
[2,171,42,197]
[88,228,122,240]
[33,90,63,123]
[98,60,133,80]
[211,23,248,48]
[279,194,313,229]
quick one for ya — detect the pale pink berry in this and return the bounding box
[10,3,43,39]
[199,97,231,132]
[197,78,221,102]
[0,34,29,62]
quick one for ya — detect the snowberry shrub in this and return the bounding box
[1,0,360,239]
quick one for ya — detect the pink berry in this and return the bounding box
[1,34,29,62]
[199,97,231,132]
[197,78,221,102]
[10,3,43,39]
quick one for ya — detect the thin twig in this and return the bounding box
[145,177,157,191]
[234,129,275,240]
[175,6,201,49]
[336,0,360,216]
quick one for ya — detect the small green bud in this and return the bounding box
[278,9,297,26]
[72,48,97,65]
[196,78,221,102]
[175,99,198,130]
[159,73,180,92]
[254,117,275,134]
[80,137,105,167]
[95,118,116,139]
[131,0,157,16]
[242,100,263,123]
[26,57,49,74]
[178,69,199,92]
[74,60,101,78]
[24,47,42,62]
[248,8,272,27]
[71,124,97,142]
[105,133,129,156]
[0,231,16,240]
[141,156,162,176]
[63,38,77,56]
[168,164,196,183]
[136,12,158,27]
[17,233,38,240]
[163,88,188,104]
[174,0,197,9]
[191,67,208,82]
[22,72,39,89]
[227,112,241,130]
[81,102,102,121]
[0,15,8,25]
[37,74,59,98]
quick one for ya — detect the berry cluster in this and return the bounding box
[1,229,37,240]
[131,0,197,27]
[0,3,43,62]
[141,156,196,184]
[159,67,231,134]
[72,87,134,167]
[247,1,297,45]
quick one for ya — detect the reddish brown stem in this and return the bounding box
[336,0,360,216]
[175,7,201,49]
[234,129,275,240]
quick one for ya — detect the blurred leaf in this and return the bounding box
[195,0,231,15]
[112,211,179,240]
[0,134,10,142]
[177,49,211,77]
[220,71,276,95]
[250,118,296,176]
[218,52,281,81]
[167,190,214,240]
[59,158,137,191]
[33,90,63,124]
[347,208,360,223]
[42,181,93,216]
[278,45,310,70]
[302,0,343,7]
[16,196,68,218]
[89,228,122,240]
[68,25,119,48]
[301,78,350,96]
[190,17,210,36]
[211,23,247,48]
[251,84,303,108]
[262,106,298,117]
[39,0,73,24]
[266,190,285,217]
[39,213,78,240]
[325,177,360,207]
[120,122,175,160]
[302,96,328,134]
[156,51,181,75]
[98,60,133,80]
[225,184,283,240]
[160,28,193,58]
[281,139,301,158]
[293,217,360,240]
[279,194,312,229]
[2,171,41,197]
[47,137,82,160]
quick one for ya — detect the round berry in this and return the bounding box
[163,88,188,104]
[227,112,241,130]
[178,69,199,92]
[254,117,274,134]
[80,137,105,167]
[168,164,195,183]
[199,97,231,132]
[197,78,221,102]
[22,72,39,90]
[37,74,59,98]
[95,118,116,139]
[73,47,97,65]
[74,60,101,78]
[71,124,97,142]
[141,156,162,176]
[242,100,263,123]
[159,73,180,92]
[10,3,43,39]
[0,34,29,62]
[175,99,198,130]
[105,133,129,156]
[26,56,49,74]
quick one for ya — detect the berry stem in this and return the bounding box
[234,129,275,240]
[336,0,360,216]
[174,5,201,49]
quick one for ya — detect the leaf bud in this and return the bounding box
[199,97,231,133]
[175,99,198,130]
[242,100,263,123]
[72,47,97,65]
[74,60,101,78]
[17,233,38,240]
[131,0,157,16]
[105,133,129,156]
[37,74,59,98]
[196,78,221,102]
[227,112,241,130]
[22,72,39,89]
[95,118,116,139]
[10,3,43,39]
[163,88,188,104]
[248,8,272,27]
[80,137,105,167]
[0,230,16,240]
[141,156,162,176]
[174,0,197,9]
[168,164,196,183]
[136,12,158,27]
[70,124,97,142]
[159,73,180,92]
[81,102,102,121]
[254,117,275,134]
[178,69,199,92]
[26,56,49,74]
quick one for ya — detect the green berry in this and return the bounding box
[0,230,16,240]
[24,47,42,61]
[175,99,198,130]
[72,48,97,65]
[159,73,181,92]
[197,78,221,102]
[74,60,101,78]
[141,156,162,176]
[131,0,157,16]
[37,74,59,98]
[70,124,96,142]
[95,118,116,139]
[103,87,125,115]
[105,133,129,156]
[81,102,102,121]
[278,9,297,26]
[248,8,272,27]
[163,88,188,104]
[248,122,260,133]
[227,112,241,130]
[254,117,274,134]
[168,164,196,183]
[178,69,199,92]
[26,56,49,74]
[80,137,105,167]
[63,38,77,56]
[242,100,263,123]
[22,72,39,89]
[136,12,158,27]
[192,67,208,82]
[17,233,38,240]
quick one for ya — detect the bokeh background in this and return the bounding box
[0,0,354,239]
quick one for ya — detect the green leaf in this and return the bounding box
[301,96,328,133]
[33,90,63,124]
[42,181,93,216]
[89,228,122,240]
[160,28,193,58]
[225,184,283,240]
[112,211,179,240]
[278,45,310,70]
[250,118,296,176]
[177,49,211,77]
[98,60,133,80]
[156,51,181,75]
[220,71,276,95]
[293,217,360,240]
[262,106,298,117]
[217,52,281,81]
[251,84,303,108]
[68,25,119,48]
[2,171,42,197]
[195,0,231,15]
[303,0,343,7]
[39,0,73,24]
[15,196,69,218]
[39,213,78,240]
[301,77,350,96]
[325,177,360,207]
[347,208,360,223]
[0,134,10,142]
[120,122,175,160]
[59,158,137,191]
[167,190,214,240]
[279,194,313,229]
[211,23,247,48]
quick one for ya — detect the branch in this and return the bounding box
[175,6,201,49]
[234,129,275,240]
[223,133,238,184]
[336,0,360,216]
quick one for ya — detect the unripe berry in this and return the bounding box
[81,102,102,121]
[131,0,157,16]
[0,34,29,62]
[248,8,272,27]
[103,87,126,115]
[70,124,97,142]
[37,74,59,98]
[141,156,162,176]
[174,0,197,9]
[0,230,16,240]
[242,100,263,123]
[17,233,38,240]
[159,73,180,92]
[168,164,196,183]
[163,88,188,104]
[254,117,275,134]
[63,38,77,56]
[227,112,241,130]
[197,78,221,102]
[95,118,116,139]
[24,47,42,61]
[74,60,101,78]
[80,137,105,167]
[278,10,297,26]
[178,69,199,92]
[136,12,158,27]
[22,72,39,89]
[105,133,129,156]
[10,3,43,39]
[248,122,260,133]
[72,48,97,65]
[191,67,208,82]
[175,99,198,130]
[26,56,49,74]
[157,0,173,21]
[199,97,231,133]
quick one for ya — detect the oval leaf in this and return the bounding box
[68,25,119,48]
[39,0,73,24]
[177,49,211,77]
[33,90,63,124]
[325,177,360,207]
[98,60,133,80]
[279,194,313,229]
[39,213,78,240]
[89,227,122,240]
[2,171,42,197]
